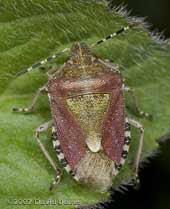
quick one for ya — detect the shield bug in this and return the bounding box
[13,24,151,192]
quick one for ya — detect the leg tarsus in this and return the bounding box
[49,170,62,191]
[12,85,47,113]
[131,174,141,190]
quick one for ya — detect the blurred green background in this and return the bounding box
[0,1,169,209]
[109,0,170,38]
[106,1,170,209]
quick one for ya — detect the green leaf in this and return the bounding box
[0,0,170,208]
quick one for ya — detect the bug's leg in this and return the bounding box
[124,86,152,120]
[12,85,48,113]
[46,66,61,77]
[128,117,144,188]
[35,121,62,191]
[98,59,120,73]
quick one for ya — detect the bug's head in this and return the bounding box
[70,42,94,65]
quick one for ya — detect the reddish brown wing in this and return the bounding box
[102,79,125,164]
[48,78,87,171]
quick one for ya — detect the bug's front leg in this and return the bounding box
[124,86,152,120]
[128,117,144,187]
[13,85,48,113]
[35,120,62,191]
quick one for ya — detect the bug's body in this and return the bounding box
[47,43,129,192]
[13,25,149,193]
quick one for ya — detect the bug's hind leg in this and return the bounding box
[128,117,144,188]
[13,85,48,113]
[124,86,152,120]
[35,120,62,191]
